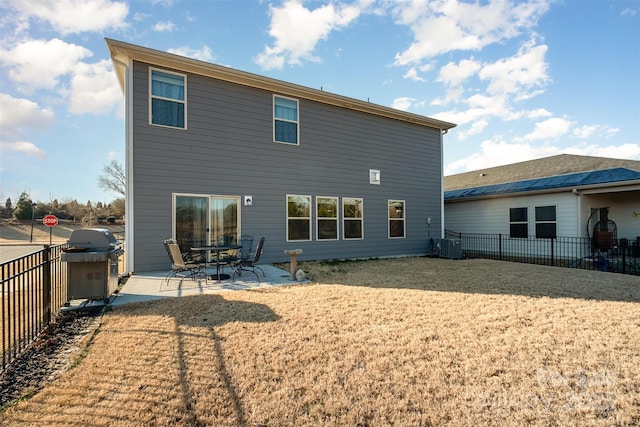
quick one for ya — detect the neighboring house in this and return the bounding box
[443,154,640,257]
[107,39,456,273]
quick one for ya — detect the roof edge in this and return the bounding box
[106,38,456,131]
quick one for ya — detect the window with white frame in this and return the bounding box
[535,205,557,238]
[509,207,528,238]
[274,95,299,144]
[150,69,186,128]
[388,200,405,238]
[343,197,363,239]
[287,195,311,241]
[316,196,338,240]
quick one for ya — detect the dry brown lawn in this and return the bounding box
[1,257,639,426]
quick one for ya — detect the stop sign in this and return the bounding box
[43,214,59,227]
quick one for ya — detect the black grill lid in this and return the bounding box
[67,228,119,251]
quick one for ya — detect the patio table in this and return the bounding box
[191,245,240,282]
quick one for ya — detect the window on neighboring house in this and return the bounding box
[150,69,186,128]
[274,96,298,144]
[509,207,528,238]
[287,195,311,241]
[388,200,405,238]
[535,205,557,238]
[317,197,338,240]
[343,197,363,239]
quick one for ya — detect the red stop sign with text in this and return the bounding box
[43,215,59,227]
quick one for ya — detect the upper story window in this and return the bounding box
[317,197,338,240]
[274,95,298,144]
[150,69,186,129]
[343,197,363,240]
[535,205,557,238]
[388,200,405,238]
[509,207,528,238]
[287,195,311,241]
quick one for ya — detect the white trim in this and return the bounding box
[273,94,300,145]
[149,67,187,129]
[286,194,312,242]
[388,199,406,239]
[172,193,242,245]
[316,196,339,241]
[342,197,364,240]
[124,57,134,273]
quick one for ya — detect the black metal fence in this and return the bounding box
[444,230,640,276]
[1,245,68,372]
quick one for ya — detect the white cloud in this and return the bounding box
[438,58,481,87]
[478,38,549,98]
[403,66,426,82]
[0,93,53,158]
[457,119,488,140]
[255,0,363,70]
[445,139,640,176]
[1,141,47,158]
[527,108,553,119]
[0,38,93,92]
[445,138,563,175]
[153,20,176,32]
[167,45,215,62]
[522,117,573,141]
[393,0,550,66]
[391,97,415,111]
[621,8,637,17]
[68,60,122,115]
[6,0,128,35]
[573,124,619,140]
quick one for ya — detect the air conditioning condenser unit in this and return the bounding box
[440,238,462,259]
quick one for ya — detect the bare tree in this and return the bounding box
[97,160,125,196]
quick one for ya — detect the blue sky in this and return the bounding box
[1,0,639,205]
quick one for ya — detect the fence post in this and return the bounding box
[499,234,503,260]
[43,245,51,323]
[550,238,555,267]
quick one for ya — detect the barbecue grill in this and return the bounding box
[61,228,123,303]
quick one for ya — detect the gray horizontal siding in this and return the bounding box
[131,61,443,271]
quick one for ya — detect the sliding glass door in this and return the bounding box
[174,194,240,252]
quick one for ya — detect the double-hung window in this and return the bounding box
[274,96,298,144]
[535,206,557,238]
[388,200,405,238]
[317,197,338,240]
[150,69,186,128]
[509,207,528,238]
[343,197,363,239]
[287,195,311,241]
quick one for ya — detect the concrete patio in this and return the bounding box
[107,264,308,307]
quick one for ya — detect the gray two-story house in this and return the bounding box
[107,39,456,272]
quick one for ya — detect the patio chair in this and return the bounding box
[238,235,254,262]
[162,238,206,285]
[232,237,265,281]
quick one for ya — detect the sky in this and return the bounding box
[1,0,639,205]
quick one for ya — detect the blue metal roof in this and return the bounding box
[444,167,640,201]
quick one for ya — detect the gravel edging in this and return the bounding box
[0,306,104,410]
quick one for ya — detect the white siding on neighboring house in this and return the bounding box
[445,192,580,237]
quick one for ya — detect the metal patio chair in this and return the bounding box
[232,237,265,281]
[162,238,206,286]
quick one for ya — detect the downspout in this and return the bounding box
[440,129,448,239]
[572,188,583,238]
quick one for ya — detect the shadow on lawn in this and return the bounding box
[113,294,280,427]
[303,257,640,303]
